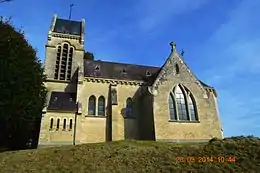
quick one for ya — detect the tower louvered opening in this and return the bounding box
[54,43,74,81]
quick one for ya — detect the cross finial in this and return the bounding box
[169,41,176,52]
[181,49,185,56]
[69,4,74,20]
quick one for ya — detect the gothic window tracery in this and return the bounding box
[168,84,198,122]
[168,93,176,120]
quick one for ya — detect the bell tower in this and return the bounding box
[44,14,85,82]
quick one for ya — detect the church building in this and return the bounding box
[38,14,223,146]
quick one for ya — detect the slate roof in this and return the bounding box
[84,59,161,84]
[48,92,77,112]
[83,59,213,88]
[53,18,82,36]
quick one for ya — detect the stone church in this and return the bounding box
[38,14,223,146]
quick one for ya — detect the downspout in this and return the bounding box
[73,111,77,146]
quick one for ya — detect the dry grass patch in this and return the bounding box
[0,136,259,172]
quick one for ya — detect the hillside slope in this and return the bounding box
[0,136,259,172]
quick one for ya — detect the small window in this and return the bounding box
[50,118,54,129]
[146,71,151,76]
[63,119,66,130]
[175,64,180,74]
[56,119,60,130]
[122,68,126,74]
[126,98,132,117]
[69,119,73,130]
[111,88,118,105]
[95,65,100,71]
[98,96,105,116]
[88,95,96,115]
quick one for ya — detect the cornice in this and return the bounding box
[45,79,70,84]
[84,77,147,86]
[51,33,81,40]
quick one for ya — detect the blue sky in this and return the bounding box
[1,0,259,137]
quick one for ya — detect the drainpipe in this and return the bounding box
[73,102,80,146]
[73,111,77,146]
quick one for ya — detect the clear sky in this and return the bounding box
[1,0,259,137]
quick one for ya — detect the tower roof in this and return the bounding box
[53,18,82,36]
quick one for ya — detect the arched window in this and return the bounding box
[98,96,105,116]
[175,85,188,120]
[69,119,73,130]
[67,47,73,80]
[54,46,61,79]
[168,93,176,120]
[63,119,66,130]
[126,97,132,117]
[88,95,96,115]
[169,84,198,122]
[56,119,60,130]
[175,64,180,74]
[60,44,69,80]
[188,94,197,121]
[54,43,74,81]
[50,118,54,129]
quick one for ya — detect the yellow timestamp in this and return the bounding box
[175,156,236,163]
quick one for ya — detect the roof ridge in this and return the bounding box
[56,18,82,23]
[87,59,161,69]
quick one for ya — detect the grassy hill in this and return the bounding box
[0,136,259,172]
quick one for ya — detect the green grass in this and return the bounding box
[0,136,259,172]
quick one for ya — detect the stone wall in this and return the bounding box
[44,35,84,82]
[38,112,75,145]
[152,50,223,141]
[77,79,141,142]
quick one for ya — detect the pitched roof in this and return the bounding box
[48,92,77,112]
[199,80,213,89]
[84,59,161,84]
[53,18,82,36]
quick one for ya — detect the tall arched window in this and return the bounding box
[54,46,61,79]
[168,85,198,122]
[188,94,197,121]
[59,44,69,80]
[168,93,176,120]
[98,96,105,116]
[69,119,73,130]
[63,119,66,130]
[126,97,132,117]
[67,47,73,80]
[56,119,60,130]
[88,95,96,115]
[175,86,188,120]
[50,118,54,129]
[54,43,74,81]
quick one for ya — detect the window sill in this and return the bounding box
[124,116,136,119]
[168,120,200,123]
[85,115,106,118]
